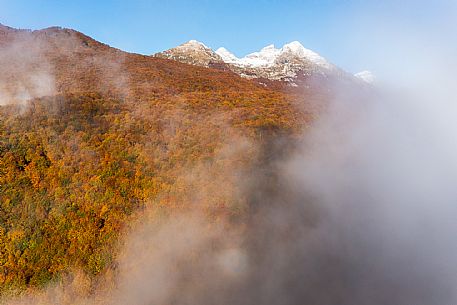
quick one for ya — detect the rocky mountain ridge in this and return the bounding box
[155,40,372,85]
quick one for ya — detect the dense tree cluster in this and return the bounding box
[0,84,310,292]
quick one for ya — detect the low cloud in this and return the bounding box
[0,33,55,106]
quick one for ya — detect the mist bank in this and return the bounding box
[4,74,457,305]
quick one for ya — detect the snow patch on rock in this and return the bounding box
[355,70,375,83]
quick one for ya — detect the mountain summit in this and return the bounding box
[155,40,225,68]
[216,41,333,70]
[154,41,350,85]
[355,70,375,83]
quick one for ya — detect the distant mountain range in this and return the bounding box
[155,40,373,86]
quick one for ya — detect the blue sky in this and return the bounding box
[0,0,454,73]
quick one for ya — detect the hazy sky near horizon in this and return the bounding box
[0,0,455,73]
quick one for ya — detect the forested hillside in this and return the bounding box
[0,25,334,293]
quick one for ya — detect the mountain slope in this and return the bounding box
[0,24,320,124]
[0,24,328,292]
[0,22,373,295]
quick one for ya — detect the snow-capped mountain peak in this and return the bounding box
[280,41,331,69]
[154,40,350,84]
[240,44,281,67]
[214,42,332,70]
[181,40,210,50]
[215,47,239,63]
[355,70,375,83]
[282,41,305,54]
